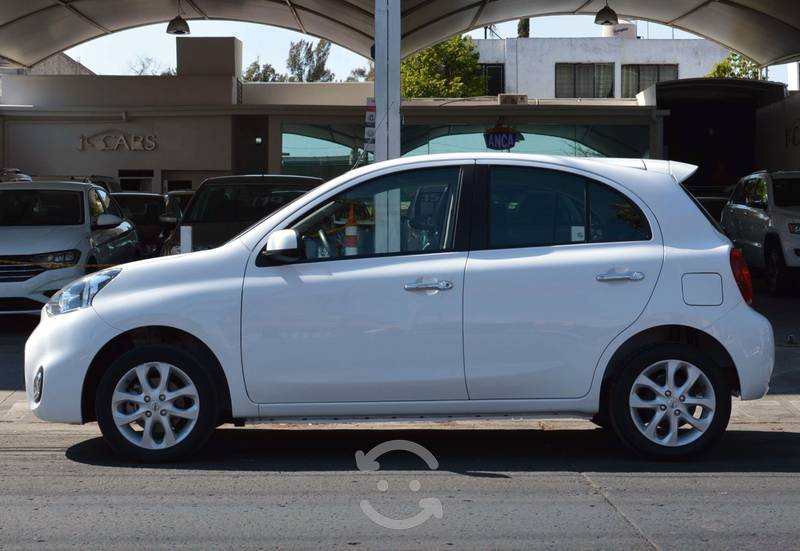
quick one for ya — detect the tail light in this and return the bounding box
[730,248,753,304]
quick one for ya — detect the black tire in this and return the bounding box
[95,345,219,462]
[765,241,794,296]
[608,344,731,460]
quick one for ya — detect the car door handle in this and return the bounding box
[596,271,645,282]
[404,280,454,292]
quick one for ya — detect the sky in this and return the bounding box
[66,16,790,84]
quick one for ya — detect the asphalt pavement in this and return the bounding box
[0,285,799,550]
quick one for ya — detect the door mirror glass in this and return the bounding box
[159,213,179,228]
[262,229,301,263]
[92,213,123,230]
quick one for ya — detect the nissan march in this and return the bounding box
[25,154,774,461]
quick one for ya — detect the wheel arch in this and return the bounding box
[597,324,740,418]
[82,325,233,424]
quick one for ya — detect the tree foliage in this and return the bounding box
[517,18,530,38]
[707,52,762,80]
[400,36,485,98]
[287,39,335,82]
[243,58,287,82]
[347,64,374,82]
[128,56,162,76]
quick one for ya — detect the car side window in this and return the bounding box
[488,166,651,249]
[731,182,746,205]
[588,180,652,242]
[87,189,106,224]
[96,188,122,217]
[489,166,586,248]
[291,167,460,261]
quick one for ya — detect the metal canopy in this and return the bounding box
[1,0,799,68]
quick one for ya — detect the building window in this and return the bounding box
[555,63,614,98]
[621,64,679,97]
[481,64,505,96]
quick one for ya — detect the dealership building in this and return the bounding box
[0,2,798,193]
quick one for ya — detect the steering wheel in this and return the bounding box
[318,229,334,257]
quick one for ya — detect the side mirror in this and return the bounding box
[159,213,179,228]
[261,229,302,264]
[92,213,123,230]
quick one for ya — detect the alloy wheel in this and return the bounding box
[111,362,200,450]
[628,359,716,447]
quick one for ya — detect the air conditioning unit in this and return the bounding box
[497,94,528,105]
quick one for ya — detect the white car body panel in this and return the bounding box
[23,154,774,426]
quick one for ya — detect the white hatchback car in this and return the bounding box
[721,171,800,295]
[0,181,138,314]
[25,154,774,461]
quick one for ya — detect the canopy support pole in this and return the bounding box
[374,0,401,162]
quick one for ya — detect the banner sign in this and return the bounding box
[484,126,524,151]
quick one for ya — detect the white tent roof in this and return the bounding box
[1,0,798,68]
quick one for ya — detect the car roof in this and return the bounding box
[200,174,324,187]
[0,180,97,192]
[167,189,194,195]
[111,192,164,197]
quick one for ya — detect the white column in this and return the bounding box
[374,0,401,162]
[789,62,799,92]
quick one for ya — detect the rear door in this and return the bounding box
[463,163,663,400]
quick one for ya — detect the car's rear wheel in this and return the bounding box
[608,344,731,460]
[96,345,218,462]
[766,242,794,296]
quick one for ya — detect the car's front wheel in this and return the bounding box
[96,345,219,462]
[766,241,794,296]
[608,344,731,460]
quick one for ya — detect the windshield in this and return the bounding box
[115,195,165,225]
[773,177,800,207]
[0,189,83,226]
[183,184,310,224]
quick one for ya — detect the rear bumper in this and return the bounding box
[708,300,774,400]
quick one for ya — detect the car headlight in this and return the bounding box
[31,249,81,268]
[789,223,800,235]
[45,268,121,316]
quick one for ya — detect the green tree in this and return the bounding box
[707,52,762,80]
[400,36,485,98]
[517,18,530,38]
[346,63,374,82]
[287,39,335,82]
[242,58,287,82]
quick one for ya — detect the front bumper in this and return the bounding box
[707,300,774,400]
[0,265,85,314]
[24,306,120,423]
[780,231,800,268]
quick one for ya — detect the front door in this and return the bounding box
[464,164,663,400]
[241,165,470,403]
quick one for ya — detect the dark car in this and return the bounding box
[165,189,195,218]
[112,192,168,258]
[161,175,322,255]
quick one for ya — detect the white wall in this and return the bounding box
[789,62,799,92]
[476,38,730,98]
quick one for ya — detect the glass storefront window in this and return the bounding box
[282,124,372,181]
[402,124,649,159]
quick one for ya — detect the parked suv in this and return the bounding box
[160,175,322,255]
[0,181,138,314]
[721,171,800,295]
[25,155,773,461]
[112,192,167,258]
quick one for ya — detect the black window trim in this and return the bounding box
[470,163,654,252]
[256,164,473,267]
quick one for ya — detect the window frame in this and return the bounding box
[555,62,615,98]
[256,164,474,266]
[621,64,679,98]
[472,163,655,252]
